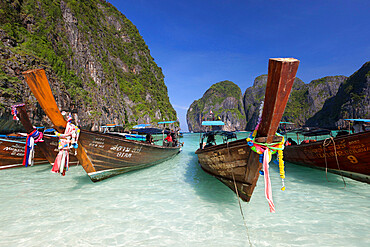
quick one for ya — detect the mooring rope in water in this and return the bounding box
[231,169,253,247]
[322,138,330,182]
[226,144,252,246]
[322,137,346,187]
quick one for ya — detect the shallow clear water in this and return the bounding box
[0,133,369,246]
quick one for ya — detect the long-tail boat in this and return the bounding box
[283,122,370,184]
[0,134,79,170]
[195,58,300,202]
[14,104,79,167]
[0,134,49,169]
[22,69,181,182]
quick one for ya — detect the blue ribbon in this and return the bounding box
[23,130,40,167]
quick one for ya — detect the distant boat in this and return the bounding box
[131,121,182,144]
[283,120,370,184]
[103,122,181,143]
[22,69,182,182]
[120,133,146,141]
[195,58,300,203]
[278,121,297,135]
[100,124,146,141]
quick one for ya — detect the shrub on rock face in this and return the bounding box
[243,75,349,130]
[0,0,176,132]
[186,80,246,132]
[306,62,370,128]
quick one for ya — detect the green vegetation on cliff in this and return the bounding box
[187,63,368,132]
[283,88,309,120]
[188,80,242,117]
[187,80,246,132]
[198,81,241,111]
[306,61,370,127]
[0,0,176,130]
[1,0,85,98]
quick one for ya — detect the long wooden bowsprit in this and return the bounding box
[16,104,56,163]
[22,69,182,182]
[257,58,300,143]
[22,69,96,174]
[195,58,300,203]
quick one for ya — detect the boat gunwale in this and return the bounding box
[80,129,181,151]
[195,138,248,154]
[285,130,370,149]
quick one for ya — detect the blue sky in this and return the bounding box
[108,0,370,131]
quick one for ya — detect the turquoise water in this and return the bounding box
[0,133,369,246]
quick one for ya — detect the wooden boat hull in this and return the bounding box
[0,135,79,170]
[195,58,299,202]
[0,137,49,169]
[284,131,370,183]
[42,135,79,166]
[196,139,260,202]
[22,68,181,182]
[79,130,181,181]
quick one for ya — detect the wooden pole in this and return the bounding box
[16,104,55,163]
[257,58,300,143]
[22,69,96,174]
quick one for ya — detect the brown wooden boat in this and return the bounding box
[15,104,79,166]
[0,133,78,170]
[284,130,370,183]
[78,130,181,181]
[0,135,49,169]
[22,69,181,182]
[0,104,80,171]
[195,58,300,202]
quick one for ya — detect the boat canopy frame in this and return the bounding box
[130,127,170,135]
[200,130,237,148]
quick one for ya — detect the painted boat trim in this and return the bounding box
[0,138,26,144]
[0,161,50,170]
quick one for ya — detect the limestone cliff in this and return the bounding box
[282,75,346,126]
[0,0,176,133]
[187,63,367,131]
[186,81,246,132]
[243,75,307,130]
[306,61,370,128]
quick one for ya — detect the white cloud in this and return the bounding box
[173,104,189,110]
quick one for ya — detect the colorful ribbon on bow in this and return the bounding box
[51,121,80,176]
[246,118,286,213]
[263,148,275,212]
[23,129,44,167]
[11,103,25,120]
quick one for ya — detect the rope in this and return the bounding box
[247,133,286,190]
[226,143,252,246]
[231,169,253,247]
[322,139,330,182]
[322,137,346,187]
